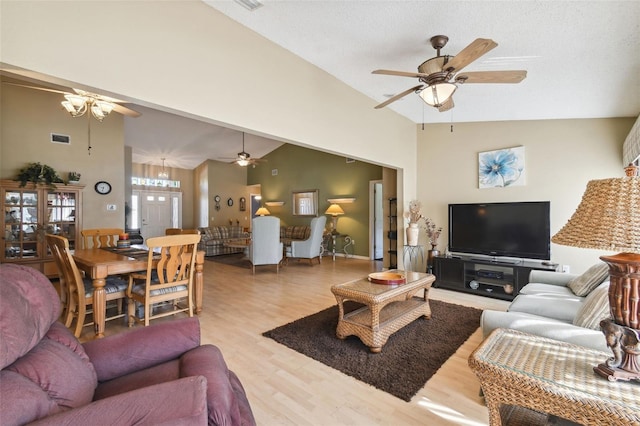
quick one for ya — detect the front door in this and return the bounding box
[138,191,181,241]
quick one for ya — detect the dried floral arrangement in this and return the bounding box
[425,218,443,247]
[403,200,425,224]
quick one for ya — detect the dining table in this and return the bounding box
[72,246,205,338]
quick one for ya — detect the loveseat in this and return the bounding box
[481,264,611,352]
[0,263,255,426]
[197,225,249,256]
[279,225,311,243]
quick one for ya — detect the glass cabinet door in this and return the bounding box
[46,190,77,249]
[3,188,40,259]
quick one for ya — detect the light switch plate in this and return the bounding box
[107,204,117,211]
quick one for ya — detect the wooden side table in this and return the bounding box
[469,329,640,425]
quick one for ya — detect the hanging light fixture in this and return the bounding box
[61,94,115,122]
[158,158,169,179]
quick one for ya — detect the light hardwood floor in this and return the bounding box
[82,256,510,425]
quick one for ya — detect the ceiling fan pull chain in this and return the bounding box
[87,113,92,155]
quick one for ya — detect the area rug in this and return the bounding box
[263,299,482,401]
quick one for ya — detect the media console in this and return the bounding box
[433,255,559,301]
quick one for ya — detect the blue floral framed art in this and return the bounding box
[478,146,525,188]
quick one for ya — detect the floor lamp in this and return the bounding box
[552,164,640,381]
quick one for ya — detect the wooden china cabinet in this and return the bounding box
[1,179,83,277]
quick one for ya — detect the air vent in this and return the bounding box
[51,133,70,144]
[234,0,263,11]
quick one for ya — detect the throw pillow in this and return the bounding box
[567,263,609,297]
[573,282,611,330]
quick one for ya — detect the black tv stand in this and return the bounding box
[433,255,558,301]
[470,257,522,265]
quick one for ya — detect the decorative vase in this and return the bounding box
[427,245,440,272]
[406,223,419,246]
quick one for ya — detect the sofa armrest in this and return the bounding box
[529,270,578,287]
[30,376,208,426]
[83,317,201,382]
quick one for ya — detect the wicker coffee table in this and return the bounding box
[469,328,640,425]
[330,270,434,353]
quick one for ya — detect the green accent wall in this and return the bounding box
[248,144,382,257]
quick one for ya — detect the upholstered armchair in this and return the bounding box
[0,264,255,426]
[286,216,327,265]
[248,216,283,273]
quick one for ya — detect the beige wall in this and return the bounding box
[2,3,635,273]
[1,82,125,229]
[417,118,634,274]
[0,0,418,207]
[206,160,252,229]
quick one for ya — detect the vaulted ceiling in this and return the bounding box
[5,1,638,169]
[205,0,639,124]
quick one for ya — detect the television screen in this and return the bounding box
[448,201,550,260]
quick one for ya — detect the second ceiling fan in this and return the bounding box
[219,133,267,167]
[373,35,527,112]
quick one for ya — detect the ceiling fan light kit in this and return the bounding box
[373,34,526,112]
[419,83,457,107]
[61,94,116,122]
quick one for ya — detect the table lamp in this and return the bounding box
[551,164,640,381]
[255,207,270,216]
[325,203,345,234]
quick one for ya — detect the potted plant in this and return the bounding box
[68,172,81,184]
[16,162,63,188]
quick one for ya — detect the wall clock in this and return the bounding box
[94,181,112,195]
[214,195,221,211]
[227,197,234,207]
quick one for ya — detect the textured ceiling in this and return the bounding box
[5,1,639,169]
[205,0,640,124]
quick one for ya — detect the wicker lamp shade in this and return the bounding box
[551,175,640,253]
[552,165,640,381]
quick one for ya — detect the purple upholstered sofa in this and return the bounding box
[0,264,255,426]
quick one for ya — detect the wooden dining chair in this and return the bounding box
[126,234,200,327]
[81,228,124,249]
[46,234,128,337]
[165,228,200,235]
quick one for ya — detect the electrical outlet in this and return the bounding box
[562,265,570,273]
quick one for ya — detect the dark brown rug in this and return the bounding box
[263,299,482,401]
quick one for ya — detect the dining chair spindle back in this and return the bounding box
[127,234,200,327]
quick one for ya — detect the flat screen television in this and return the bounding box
[448,201,551,260]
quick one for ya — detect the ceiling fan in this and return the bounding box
[372,35,527,112]
[4,81,141,119]
[219,133,267,167]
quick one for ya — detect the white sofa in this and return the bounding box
[481,268,611,352]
